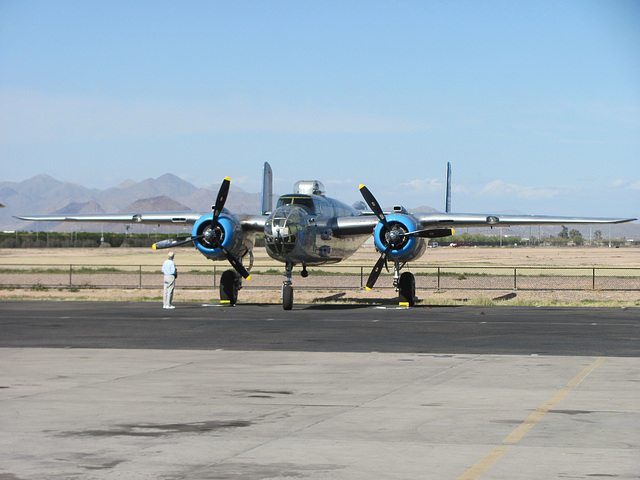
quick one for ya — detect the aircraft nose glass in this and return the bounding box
[265,207,304,255]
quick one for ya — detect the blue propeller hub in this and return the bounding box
[192,214,236,260]
[373,214,426,262]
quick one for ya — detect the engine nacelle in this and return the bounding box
[192,214,245,261]
[373,214,426,263]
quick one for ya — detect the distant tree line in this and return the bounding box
[431,226,631,248]
[0,231,268,248]
[0,231,158,248]
[0,228,630,248]
[434,232,523,247]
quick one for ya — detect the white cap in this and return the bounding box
[168,252,175,259]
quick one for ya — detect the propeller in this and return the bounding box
[152,235,202,250]
[366,246,390,291]
[152,177,250,280]
[359,184,388,229]
[359,185,397,290]
[358,185,454,290]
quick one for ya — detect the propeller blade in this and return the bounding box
[212,177,231,223]
[402,228,455,238]
[221,246,251,280]
[152,236,199,250]
[359,184,388,227]
[365,249,389,290]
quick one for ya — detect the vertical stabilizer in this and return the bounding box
[261,162,273,215]
[445,162,452,213]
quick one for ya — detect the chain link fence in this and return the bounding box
[1,264,639,292]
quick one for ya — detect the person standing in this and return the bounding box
[162,252,177,309]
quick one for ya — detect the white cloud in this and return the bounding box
[479,179,561,200]
[399,178,442,195]
[608,179,640,190]
[324,179,356,186]
[0,88,430,144]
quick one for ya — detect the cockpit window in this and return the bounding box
[276,195,315,212]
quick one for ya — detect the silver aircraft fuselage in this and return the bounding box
[264,193,369,265]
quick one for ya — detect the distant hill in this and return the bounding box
[120,195,191,213]
[1,174,262,233]
[2,173,638,239]
[411,205,438,214]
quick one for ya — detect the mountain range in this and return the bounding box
[0,173,261,233]
[1,174,638,240]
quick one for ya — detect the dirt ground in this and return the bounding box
[1,246,639,305]
[2,245,639,267]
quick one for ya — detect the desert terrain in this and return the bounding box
[1,246,638,306]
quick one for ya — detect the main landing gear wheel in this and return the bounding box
[398,271,416,306]
[282,284,294,310]
[220,270,240,305]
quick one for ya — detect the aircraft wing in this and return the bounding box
[14,212,204,226]
[414,213,637,229]
[15,211,269,232]
[333,212,635,236]
[237,214,268,232]
[333,214,380,235]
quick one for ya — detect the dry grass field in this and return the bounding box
[1,246,639,306]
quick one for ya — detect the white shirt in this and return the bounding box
[162,259,176,276]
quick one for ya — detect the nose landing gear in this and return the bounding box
[281,262,309,310]
[282,262,294,310]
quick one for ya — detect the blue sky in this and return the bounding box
[1,0,638,218]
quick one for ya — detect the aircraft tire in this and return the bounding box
[282,285,294,310]
[220,270,239,305]
[398,271,416,306]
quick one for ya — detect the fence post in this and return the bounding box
[139,265,142,289]
[69,264,72,287]
[593,267,596,290]
[514,267,517,290]
[437,267,441,290]
[361,266,364,289]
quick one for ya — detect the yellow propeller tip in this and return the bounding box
[365,287,372,291]
[246,275,251,281]
[359,184,366,189]
[224,176,231,181]
[451,229,455,235]
[152,244,157,250]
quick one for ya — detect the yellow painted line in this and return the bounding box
[502,387,571,444]
[568,357,606,387]
[457,446,511,480]
[504,357,606,444]
[458,357,606,480]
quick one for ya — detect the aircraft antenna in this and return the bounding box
[445,162,452,213]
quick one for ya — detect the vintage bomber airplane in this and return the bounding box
[16,162,636,309]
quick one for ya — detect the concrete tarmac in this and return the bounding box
[1,301,639,479]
